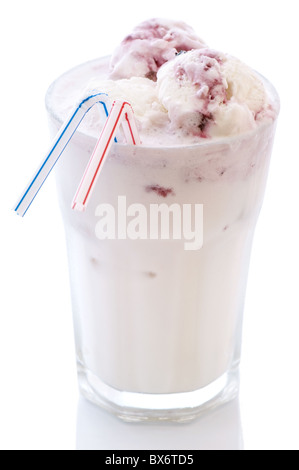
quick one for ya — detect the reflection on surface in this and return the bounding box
[76,396,243,450]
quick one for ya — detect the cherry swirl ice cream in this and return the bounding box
[157,48,270,138]
[109,18,206,80]
[46,19,279,421]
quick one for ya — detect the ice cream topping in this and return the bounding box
[54,18,276,145]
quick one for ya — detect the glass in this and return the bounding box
[46,58,279,422]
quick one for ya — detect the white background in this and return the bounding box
[1,0,298,450]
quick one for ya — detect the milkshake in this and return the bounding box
[46,19,279,421]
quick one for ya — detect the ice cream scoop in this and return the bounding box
[109,18,206,81]
[157,48,269,138]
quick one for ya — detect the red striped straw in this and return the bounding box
[72,100,140,211]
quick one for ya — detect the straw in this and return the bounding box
[72,100,140,212]
[14,92,112,217]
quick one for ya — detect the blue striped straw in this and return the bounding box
[14,92,113,217]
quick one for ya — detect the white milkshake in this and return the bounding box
[46,19,279,421]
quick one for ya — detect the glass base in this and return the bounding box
[77,364,240,422]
